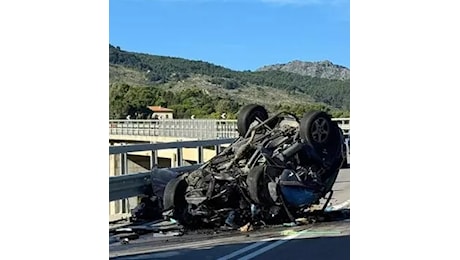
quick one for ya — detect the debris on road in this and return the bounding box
[110,219,184,244]
[280,229,298,236]
[152,231,183,237]
[295,218,309,225]
[110,232,139,245]
[325,200,350,212]
[239,222,253,232]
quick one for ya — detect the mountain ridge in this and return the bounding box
[257,60,350,80]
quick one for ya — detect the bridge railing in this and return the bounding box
[332,118,350,136]
[109,119,239,139]
[109,118,350,139]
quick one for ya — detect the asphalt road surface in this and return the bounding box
[110,168,350,260]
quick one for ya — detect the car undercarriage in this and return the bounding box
[162,104,345,229]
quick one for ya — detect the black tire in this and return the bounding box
[237,104,269,137]
[299,111,334,146]
[163,177,188,211]
[299,111,344,168]
[246,165,276,205]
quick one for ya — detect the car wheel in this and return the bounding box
[163,177,188,211]
[299,111,334,146]
[246,165,276,205]
[299,111,344,165]
[237,104,269,137]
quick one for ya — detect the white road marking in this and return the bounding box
[217,229,310,260]
[237,229,308,260]
[216,241,268,260]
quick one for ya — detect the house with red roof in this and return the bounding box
[147,106,174,119]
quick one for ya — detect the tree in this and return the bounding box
[109,83,131,119]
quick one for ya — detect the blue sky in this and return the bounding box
[109,0,349,71]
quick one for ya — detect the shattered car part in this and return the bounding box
[110,219,184,243]
[163,104,345,228]
[325,199,350,212]
[130,196,163,222]
[131,169,179,223]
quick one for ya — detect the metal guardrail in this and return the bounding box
[110,165,202,202]
[109,118,350,139]
[109,138,235,155]
[109,138,236,202]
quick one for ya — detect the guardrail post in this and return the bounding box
[215,144,221,155]
[150,149,158,169]
[119,152,127,176]
[119,151,128,214]
[198,146,204,164]
[177,148,183,167]
[148,121,152,136]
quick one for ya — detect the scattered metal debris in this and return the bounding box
[130,169,180,223]
[153,231,183,237]
[110,232,139,245]
[280,229,298,236]
[239,222,253,232]
[325,200,350,212]
[109,219,184,244]
[130,196,163,222]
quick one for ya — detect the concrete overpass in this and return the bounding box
[109,119,239,176]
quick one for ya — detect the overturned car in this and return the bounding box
[163,104,345,228]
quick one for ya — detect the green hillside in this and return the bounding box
[109,45,350,119]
